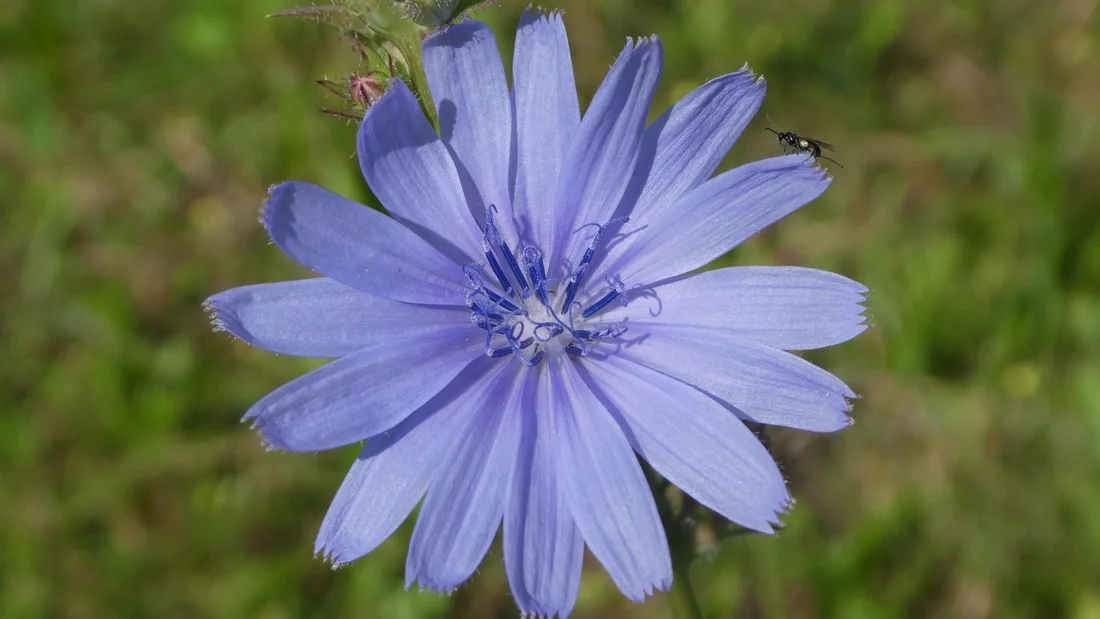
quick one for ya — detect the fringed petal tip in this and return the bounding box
[856,287,875,326]
[203,297,253,349]
[823,389,858,430]
[404,576,461,597]
[257,430,281,453]
[830,272,875,337]
[800,153,838,180]
[805,153,835,177]
[521,5,566,24]
[627,575,673,603]
[830,393,859,431]
[800,380,858,433]
[313,544,355,570]
[734,61,767,90]
[259,182,291,235]
[201,297,229,334]
[772,152,834,180]
[201,293,254,345]
[618,34,662,57]
[775,152,834,185]
[849,278,873,295]
[740,490,794,536]
[775,491,797,526]
[611,581,669,605]
[753,481,796,535]
[689,66,765,105]
[519,612,578,619]
[239,414,289,453]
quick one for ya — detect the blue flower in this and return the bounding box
[206,10,868,618]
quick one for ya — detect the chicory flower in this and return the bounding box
[206,9,868,618]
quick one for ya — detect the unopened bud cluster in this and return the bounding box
[272,0,498,126]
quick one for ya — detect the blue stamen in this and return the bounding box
[471,313,503,331]
[560,217,628,313]
[522,347,545,367]
[594,324,628,339]
[484,326,505,357]
[462,263,485,288]
[560,279,579,314]
[471,308,505,324]
[484,250,511,294]
[480,204,516,294]
[482,289,519,313]
[565,344,587,357]
[581,292,619,319]
[522,246,549,306]
[483,204,503,247]
[468,285,511,332]
[464,213,631,367]
[582,276,627,319]
[502,322,542,367]
[484,318,526,357]
[500,243,529,293]
[468,289,515,318]
[573,324,629,340]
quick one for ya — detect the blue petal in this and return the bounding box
[579,354,790,533]
[357,80,484,265]
[315,357,505,564]
[551,38,663,275]
[626,67,765,220]
[608,155,831,286]
[205,278,470,358]
[263,181,468,305]
[512,9,580,252]
[243,328,482,451]
[504,364,584,618]
[615,325,856,432]
[423,20,518,244]
[552,353,671,601]
[591,68,765,281]
[600,266,869,351]
[405,362,524,592]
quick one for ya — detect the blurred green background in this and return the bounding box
[4,0,1100,617]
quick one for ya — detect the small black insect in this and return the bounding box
[765,127,843,168]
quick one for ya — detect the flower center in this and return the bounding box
[463,207,629,366]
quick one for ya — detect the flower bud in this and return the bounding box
[394,0,499,27]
